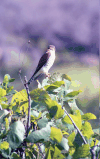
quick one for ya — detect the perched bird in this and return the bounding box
[28,45,55,85]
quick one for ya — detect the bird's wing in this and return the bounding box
[32,50,51,77]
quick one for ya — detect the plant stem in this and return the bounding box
[24,76,31,137]
[64,109,87,144]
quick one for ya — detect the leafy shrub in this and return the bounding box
[0,73,99,159]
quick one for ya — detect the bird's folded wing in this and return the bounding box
[32,51,51,77]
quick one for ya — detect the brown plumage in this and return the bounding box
[28,45,55,85]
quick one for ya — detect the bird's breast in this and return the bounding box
[42,51,55,73]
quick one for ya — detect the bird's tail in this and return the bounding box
[28,73,43,85]
[34,73,43,81]
[27,74,35,85]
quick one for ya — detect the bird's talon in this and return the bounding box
[45,73,51,78]
[48,73,51,77]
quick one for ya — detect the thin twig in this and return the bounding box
[90,144,100,159]
[18,40,31,90]
[64,109,87,144]
[90,146,96,159]
[64,109,100,159]
[24,76,31,137]
[37,143,45,159]
[97,149,100,159]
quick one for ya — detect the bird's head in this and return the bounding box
[49,45,55,51]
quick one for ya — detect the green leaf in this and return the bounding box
[9,78,15,82]
[26,125,51,143]
[93,128,100,138]
[37,118,48,129]
[73,144,90,158]
[7,121,25,149]
[68,132,76,146]
[3,74,10,89]
[48,72,62,83]
[68,147,75,156]
[46,149,52,159]
[11,152,22,159]
[50,127,63,143]
[62,130,69,135]
[62,115,72,125]
[0,88,6,97]
[30,88,51,104]
[0,96,7,103]
[62,110,82,129]
[4,74,11,80]
[90,138,99,147]
[0,84,3,88]
[11,89,27,103]
[73,133,84,147]
[64,79,71,90]
[67,99,79,111]
[31,110,41,122]
[0,141,9,150]
[1,104,9,109]
[0,110,9,123]
[65,90,82,97]
[82,113,97,121]
[30,88,64,119]
[31,109,40,118]
[11,89,28,114]
[62,74,71,81]
[53,146,65,159]
[25,149,33,159]
[49,106,58,118]
[48,101,64,119]
[6,86,14,94]
[5,117,9,131]
[81,121,94,139]
[58,137,69,151]
[44,81,65,91]
[45,144,54,158]
[31,100,38,108]
[6,90,16,96]
[0,147,11,159]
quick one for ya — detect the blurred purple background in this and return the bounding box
[0,0,99,127]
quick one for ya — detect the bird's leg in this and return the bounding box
[45,73,51,78]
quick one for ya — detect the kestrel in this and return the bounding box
[28,45,55,85]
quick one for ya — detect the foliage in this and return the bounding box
[0,73,99,159]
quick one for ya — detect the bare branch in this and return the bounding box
[24,76,31,137]
[64,109,87,144]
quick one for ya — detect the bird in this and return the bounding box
[27,45,55,85]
